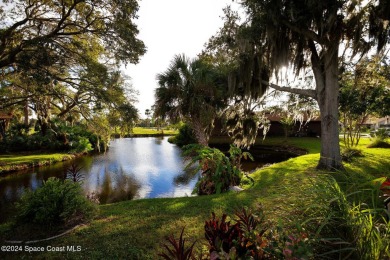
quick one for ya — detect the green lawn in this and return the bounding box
[1,137,389,259]
[131,127,178,135]
[0,153,74,173]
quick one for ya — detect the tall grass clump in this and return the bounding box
[368,129,390,148]
[347,204,390,259]
[303,174,390,259]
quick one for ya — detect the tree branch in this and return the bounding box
[263,81,317,99]
[281,19,327,45]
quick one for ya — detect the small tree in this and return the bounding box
[339,56,390,147]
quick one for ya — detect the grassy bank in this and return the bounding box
[131,127,178,136]
[0,153,74,174]
[1,137,389,259]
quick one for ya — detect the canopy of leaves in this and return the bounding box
[154,54,228,145]
[0,0,146,69]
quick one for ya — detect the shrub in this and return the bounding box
[16,177,97,226]
[0,120,105,153]
[71,136,93,153]
[170,124,197,147]
[205,208,269,259]
[183,144,243,195]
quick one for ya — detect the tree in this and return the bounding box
[339,56,390,147]
[0,0,145,138]
[154,54,227,146]
[0,0,145,70]
[145,108,151,127]
[212,0,389,170]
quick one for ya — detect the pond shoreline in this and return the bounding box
[0,153,79,175]
[0,134,177,175]
[0,140,307,175]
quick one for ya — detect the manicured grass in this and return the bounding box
[1,137,389,259]
[132,127,178,135]
[210,136,322,153]
[0,153,74,173]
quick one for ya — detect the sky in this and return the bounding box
[125,0,241,118]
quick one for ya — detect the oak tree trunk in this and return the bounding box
[316,53,343,171]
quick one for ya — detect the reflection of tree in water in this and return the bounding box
[98,168,140,204]
[173,164,199,186]
[154,136,164,145]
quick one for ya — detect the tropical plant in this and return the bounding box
[154,54,227,146]
[183,144,244,195]
[158,228,196,260]
[228,144,254,170]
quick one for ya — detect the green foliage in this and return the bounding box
[170,124,197,147]
[367,138,390,148]
[184,144,245,195]
[341,147,364,162]
[72,137,93,153]
[347,204,390,259]
[16,178,97,226]
[302,174,390,259]
[154,54,228,145]
[339,56,390,148]
[0,122,103,153]
[374,128,390,141]
[228,142,254,169]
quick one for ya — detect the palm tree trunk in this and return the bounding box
[191,118,209,146]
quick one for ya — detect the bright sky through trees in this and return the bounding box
[127,0,240,117]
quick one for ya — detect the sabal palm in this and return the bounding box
[155,54,225,145]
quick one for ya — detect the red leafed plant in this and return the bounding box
[158,227,196,260]
[204,208,270,259]
[204,212,241,255]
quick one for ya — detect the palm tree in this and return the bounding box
[154,54,226,146]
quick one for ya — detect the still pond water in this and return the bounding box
[0,137,295,222]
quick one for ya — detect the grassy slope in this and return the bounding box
[1,137,389,259]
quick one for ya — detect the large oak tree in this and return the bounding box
[222,0,390,170]
[0,0,145,69]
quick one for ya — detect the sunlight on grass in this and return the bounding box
[0,137,389,259]
[132,127,178,135]
[0,154,73,173]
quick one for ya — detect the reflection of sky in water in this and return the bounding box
[0,137,199,222]
[80,137,199,199]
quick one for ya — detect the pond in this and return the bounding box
[0,137,296,223]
